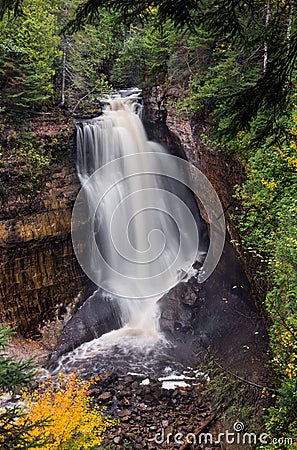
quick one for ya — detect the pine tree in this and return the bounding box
[65,0,296,138]
[0,0,61,118]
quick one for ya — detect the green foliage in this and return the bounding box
[0,135,51,203]
[0,0,61,117]
[0,326,35,391]
[110,19,178,88]
[196,354,260,430]
[0,0,23,20]
[234,105,297,446]
[264,377,297,448]
[178,41,238,117]
[110,30,147,87]
[110,17,213,94]
[62,8,123,110]
[0,1,125,117]
[167,29,213,92]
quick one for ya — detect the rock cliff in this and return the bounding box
[0,114,86,335]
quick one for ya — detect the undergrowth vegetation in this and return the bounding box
[234,108,297,447]
[0,325,46,449]
[0,326,116,449]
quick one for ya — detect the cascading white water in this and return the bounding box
[74,91,208,338]
[49,91,215,376]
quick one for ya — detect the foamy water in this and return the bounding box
[49,328,186,377]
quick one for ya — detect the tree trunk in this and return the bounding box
[287,1,294,52]
[263,1,270,74]
[61,40,67,107]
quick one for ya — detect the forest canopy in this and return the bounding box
[1,0,296,135]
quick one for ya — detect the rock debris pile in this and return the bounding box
[90,371,220,450]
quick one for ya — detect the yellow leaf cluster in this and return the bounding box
[286,361,297,378]
[280,331,297,378]
[19,372,116,449]
[214,42,232,54]
[261,179,277,189]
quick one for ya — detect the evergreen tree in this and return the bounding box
[0,0,61,117]
[64,12,124,111]
[67,0,297,138]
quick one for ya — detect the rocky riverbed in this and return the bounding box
[90,370,220,450]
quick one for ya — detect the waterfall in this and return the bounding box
[73,90,209,337]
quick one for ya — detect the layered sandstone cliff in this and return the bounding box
[0,115,86,335]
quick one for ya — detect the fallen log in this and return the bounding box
[180,411,217,450]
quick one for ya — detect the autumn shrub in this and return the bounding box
[20,372,116,450]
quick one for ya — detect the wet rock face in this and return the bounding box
[49,289,123,363]
[158,240,268,382]
[158,277,201,338]
[143,85,167,124]
[0,118,86,335]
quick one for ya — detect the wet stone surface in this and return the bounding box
[90,371,221,450]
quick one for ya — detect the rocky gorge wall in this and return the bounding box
[143,86,268,309]
[144,86,243,229]
[141,88,269,383]
[0,115,86,335]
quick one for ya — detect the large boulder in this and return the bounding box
[158,238,269,381]
[48,289,122,364]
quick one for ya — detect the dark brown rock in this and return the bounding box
[98,392,113,401]
[118,409,132,418]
